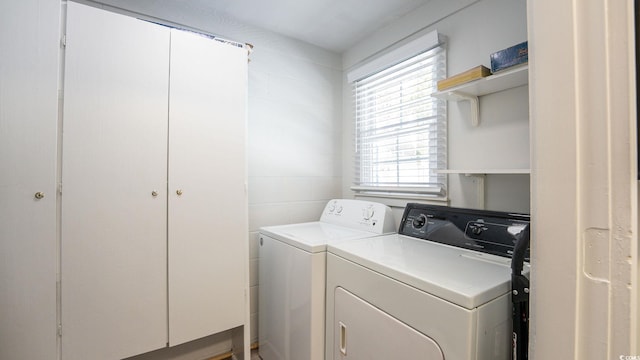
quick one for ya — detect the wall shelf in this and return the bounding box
[432,65,528,126]
[438,168,530,209]
[437,169,530,175]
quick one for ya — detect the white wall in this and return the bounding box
[245,26,343,345]
[342,0,530,214]
[528,0,638,358]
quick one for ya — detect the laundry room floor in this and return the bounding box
[207,347,259,360]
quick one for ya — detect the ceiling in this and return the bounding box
[94,0,433,53]
[200,0,432,52]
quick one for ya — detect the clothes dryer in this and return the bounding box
[258,199,395,360]
[325,204,530,360]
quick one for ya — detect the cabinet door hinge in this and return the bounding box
[62,34,67,48]
[57,324,62,337]
[58,182,63,195]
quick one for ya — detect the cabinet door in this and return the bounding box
[0,1,59,359]
[168,29,248,346]
[61,3,170,359]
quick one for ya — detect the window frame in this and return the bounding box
[349,33,447,200]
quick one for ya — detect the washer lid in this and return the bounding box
[328,234,528,309]
[260,222,382,253]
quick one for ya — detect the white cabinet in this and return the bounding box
[61,4,170,359]
[0,1,60,359]
[168,28,248,347]
[61,3,248,359]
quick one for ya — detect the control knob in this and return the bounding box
[363,206,375,220]
[412,214,426,229]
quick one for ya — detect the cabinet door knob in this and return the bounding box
[151,190,158,197]
[176,189,183,196]
[34,192,45,199]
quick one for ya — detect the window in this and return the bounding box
[351,40,447,198]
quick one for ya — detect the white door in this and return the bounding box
[0,1,60,359]
[333,288,444,360]
[61,3,170,359]
[168,29,248,346]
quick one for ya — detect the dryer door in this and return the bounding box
[334,287,444,359]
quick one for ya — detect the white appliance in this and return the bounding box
[258,199,395,360]
[325,204,530,360]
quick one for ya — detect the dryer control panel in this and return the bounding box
[320,199,396,234]
[399,204,530,260]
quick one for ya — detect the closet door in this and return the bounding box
[168,29,248,346]
[0,1,60,359]
[61,3,170,359]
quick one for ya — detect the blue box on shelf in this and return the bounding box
[490,41,528,73]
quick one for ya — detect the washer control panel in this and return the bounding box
[320,199,396,234]
[400,203,530,259]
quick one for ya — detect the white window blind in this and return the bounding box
[352,44,447,197]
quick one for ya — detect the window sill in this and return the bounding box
[353,192,449,209]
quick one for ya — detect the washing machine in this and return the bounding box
[325,203,530,360]
[258,199,396,360]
